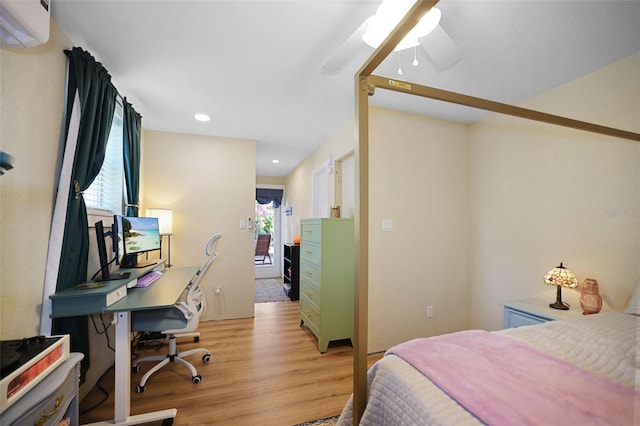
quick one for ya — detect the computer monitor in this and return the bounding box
[94,220,130,281]
[116,215,161,268]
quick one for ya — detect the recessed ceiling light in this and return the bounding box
[272,159,280,164]
[194,113,211,122]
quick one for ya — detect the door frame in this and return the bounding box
[255,184,283,279]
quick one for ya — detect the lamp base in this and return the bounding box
[549,285,570,310]
[549,302,570,310]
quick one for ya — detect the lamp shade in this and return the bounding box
[146,208,173,235]
[544,262,578,288]
[544,262,578,310]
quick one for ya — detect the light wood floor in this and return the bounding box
[80,301,382,425]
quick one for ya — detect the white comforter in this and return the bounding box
[338,311,639,425]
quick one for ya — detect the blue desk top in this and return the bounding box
[106,266,199,313]
[49,265,198,317]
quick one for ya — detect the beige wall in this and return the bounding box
[283,120,355,242]
[470,53,640,330]
[0,19,72,339]
[285,109,471,352]
[368,108,471,351]
[142,130,256,320]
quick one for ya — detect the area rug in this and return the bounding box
[295,415,340,426]
[255,278,290,303]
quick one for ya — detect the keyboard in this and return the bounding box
[135,270,163,288]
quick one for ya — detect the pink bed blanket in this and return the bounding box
[387,330,637,426]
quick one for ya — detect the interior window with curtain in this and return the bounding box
[84,103,124,214]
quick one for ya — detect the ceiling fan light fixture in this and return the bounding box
[362,1,441,52]
[194,113,211,122]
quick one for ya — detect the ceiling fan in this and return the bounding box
[321,0,461,74]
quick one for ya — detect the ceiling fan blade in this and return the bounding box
[320,20,369,74]
[419,24,462,72]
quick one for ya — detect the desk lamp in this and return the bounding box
[544,262,578,310]
[147,208,173,267]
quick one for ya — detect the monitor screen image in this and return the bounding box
[119,216,161,255]
[116,216,161,267]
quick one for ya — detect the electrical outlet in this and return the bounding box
[427,305,434,318]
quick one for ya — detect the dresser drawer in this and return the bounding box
[301,221,322,243]
[3,358,78,426]
[300,240,321,265]
[300,296,320,336]
[300,277,320,308]
[504,307,548,328]
[300,260,321,287]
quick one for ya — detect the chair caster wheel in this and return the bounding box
[132,365,140,373]
[192,375,202,384]
[136,385,145,393]
[194,336,200,343]
[202,354,211,363]
[162,418,174,426]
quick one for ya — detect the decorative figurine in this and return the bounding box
[580,278,602,315]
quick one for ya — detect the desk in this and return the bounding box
[52,266,199,426]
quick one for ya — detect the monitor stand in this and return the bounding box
[95,271,131,282]
[120,254,157,269]
[129,260,157,269]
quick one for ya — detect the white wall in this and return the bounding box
[470,53,640,330]
[142,129,256,320]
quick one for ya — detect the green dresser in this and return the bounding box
[299,218,354,353]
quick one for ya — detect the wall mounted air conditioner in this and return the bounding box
[0,0,50,48]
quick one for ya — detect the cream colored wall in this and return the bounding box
[283,120,355,242]
[285,108,470,353]
[257,176,285,185]
[0,20,72,339]
[142,130,256,320]
[469,54,640,330]
[368,107,470,352]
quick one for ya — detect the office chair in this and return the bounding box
[131,233,222,392]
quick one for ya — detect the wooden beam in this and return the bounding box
[353,1,440,424]
[352,75,371,425]
[368,74,640,142]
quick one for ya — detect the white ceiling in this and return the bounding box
[51,0,640,177]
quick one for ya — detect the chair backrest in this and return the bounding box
[255,234,271,256]
[167,233,222,334]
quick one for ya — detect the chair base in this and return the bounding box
[133,334,211,392]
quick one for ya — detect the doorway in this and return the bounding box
[254,187,282,280]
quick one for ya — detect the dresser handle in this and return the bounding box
[304,229,312,233]
[305,271,313,276]
[35,394,64,426]
[304,250,312,254]
[304,291,312,297]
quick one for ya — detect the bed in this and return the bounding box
[350,0,640,425]
[338,300,639,425]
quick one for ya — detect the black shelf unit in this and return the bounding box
[283,244,300,300]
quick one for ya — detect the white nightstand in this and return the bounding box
[503,297,584,328]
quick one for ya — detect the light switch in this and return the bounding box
[382,219,393,232]
[240,219,246,229]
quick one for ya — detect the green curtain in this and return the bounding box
[123,98,142,217]
[52,47,117,381]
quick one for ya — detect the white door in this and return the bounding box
[313,166,330,218]
[336,152,355,218]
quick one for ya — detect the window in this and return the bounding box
[84,103,124,214]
